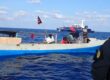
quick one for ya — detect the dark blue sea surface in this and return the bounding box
[0,28,110,80]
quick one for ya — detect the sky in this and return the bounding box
[0,0,110,32]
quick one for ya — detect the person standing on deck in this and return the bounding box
[82,26,88,43]
[30,33,35,43]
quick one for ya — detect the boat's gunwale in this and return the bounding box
[0,45,100,56]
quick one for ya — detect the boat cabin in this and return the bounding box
[0,31,17,37]
[0,31,22,44]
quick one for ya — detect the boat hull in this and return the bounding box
[0,45,100,56]
[0,39,105,56]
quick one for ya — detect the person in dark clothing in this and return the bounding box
[73,31,79,39]
[83,26,88,43]
[91,38,110,80]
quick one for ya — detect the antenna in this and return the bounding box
[80,20,85,28]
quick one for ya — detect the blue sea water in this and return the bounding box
[0,28,110,80]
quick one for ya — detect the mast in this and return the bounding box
[80,20,85,28]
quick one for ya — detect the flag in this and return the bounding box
[37,16,42,24]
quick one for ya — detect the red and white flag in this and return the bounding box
[37,16,42,24]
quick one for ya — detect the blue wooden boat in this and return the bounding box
[0,27,105,56]
[0,38,105,56]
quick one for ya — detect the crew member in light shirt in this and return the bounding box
[45,34,55,44]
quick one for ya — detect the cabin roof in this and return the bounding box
[0,31,17,37]
[0,31,16,34]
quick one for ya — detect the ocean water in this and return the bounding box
[0,28,110,80]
